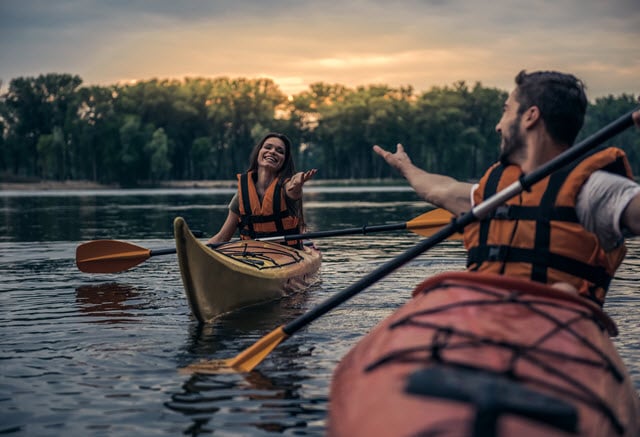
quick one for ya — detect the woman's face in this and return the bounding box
[257,137,287,172]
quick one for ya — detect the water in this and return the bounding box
[1,187,638,436]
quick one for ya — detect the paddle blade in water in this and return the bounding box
[406,208,463,239]
[76,240,152,273]
[180,326,289,374]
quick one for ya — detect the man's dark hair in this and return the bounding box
[514,70,588,146]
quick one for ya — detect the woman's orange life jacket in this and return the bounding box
[237,171,301,247]
[463,147,633,306]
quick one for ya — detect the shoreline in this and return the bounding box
[0,180,240,191]
[0,180,117,191]
[0,178,409,191]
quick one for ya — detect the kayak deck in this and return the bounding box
[329,271,639,437]
[174,216,321,323]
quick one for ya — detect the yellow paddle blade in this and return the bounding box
[180,326,289,374]
[406,208,463,240]
[76,240,152,273]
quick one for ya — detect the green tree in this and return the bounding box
[191,136,214,179]
[72,85,121,183]
[580,94,639,176]
[118,115,154,186]
[2,74,82,178]
[36,126,66,179]
[146,128,171,182]
[411,81,505,181]
[0,73,635,185]
[288,82,351,177]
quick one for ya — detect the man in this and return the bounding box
[374,70,640,305]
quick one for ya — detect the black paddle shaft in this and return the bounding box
[283,108,638,336]
[150,248,178,257]
[260,222,408,242]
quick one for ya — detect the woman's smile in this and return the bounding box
[258,138,286,170]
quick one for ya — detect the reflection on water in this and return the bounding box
[75,282,148,324]
[167,368,324,435]
[0,189,638,436]
[180,287,316,358]
[168,287,329,435]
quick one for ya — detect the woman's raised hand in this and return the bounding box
[286,169,318,198]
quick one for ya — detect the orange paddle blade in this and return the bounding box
[406,208,463,239]
[181,326,289,374]
[76,240,152,273]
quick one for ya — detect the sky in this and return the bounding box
[1,0,639,100]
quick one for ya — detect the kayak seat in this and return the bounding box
[405,365,578,436]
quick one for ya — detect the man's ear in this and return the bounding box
[522,106,541,129]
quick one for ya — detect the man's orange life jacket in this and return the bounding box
[237,171,301,247]
[463,147,633,306]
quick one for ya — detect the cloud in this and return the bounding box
[1,0,638,98]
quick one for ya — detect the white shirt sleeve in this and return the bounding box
[470,183,479,207]
[576,170,640,251]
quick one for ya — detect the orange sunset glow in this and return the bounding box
[1,1,639,99]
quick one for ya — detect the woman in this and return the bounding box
[207,132,317,247]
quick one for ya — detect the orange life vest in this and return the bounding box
[463,147,633,306]
[237,171,301,247]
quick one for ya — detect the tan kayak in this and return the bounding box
[173,216,321,323]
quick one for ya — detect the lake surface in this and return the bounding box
[1,186,638,436]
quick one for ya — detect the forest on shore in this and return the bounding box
[1,73,638,187]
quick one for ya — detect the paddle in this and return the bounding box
[76,240,178,274]
[181,107,638,374]
[260,207,459,241]
[75,208,458,274]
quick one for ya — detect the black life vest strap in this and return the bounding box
[272,179,287,236]
[530,165,573,282]
[487,205,578,222]
[477,165,505,249]
[239,209,293,225]
[238,173,255,237]
[466,245,612,291]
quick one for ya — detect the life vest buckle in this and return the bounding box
[493,205,511,219]
[488,246,506,261]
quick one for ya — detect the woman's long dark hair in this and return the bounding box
[246,132,307,231]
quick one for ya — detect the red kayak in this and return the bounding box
[329,272,639,437]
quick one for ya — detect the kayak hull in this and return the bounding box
[174,216,321,323]
[329,272,639,437]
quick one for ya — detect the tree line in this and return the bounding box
[0,73,638,186]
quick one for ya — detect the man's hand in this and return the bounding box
[373,144,413,175]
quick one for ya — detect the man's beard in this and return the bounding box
[499,115,525,165]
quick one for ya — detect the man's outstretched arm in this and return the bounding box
[374,144,473,216]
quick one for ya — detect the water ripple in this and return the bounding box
[1,200,638,436]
